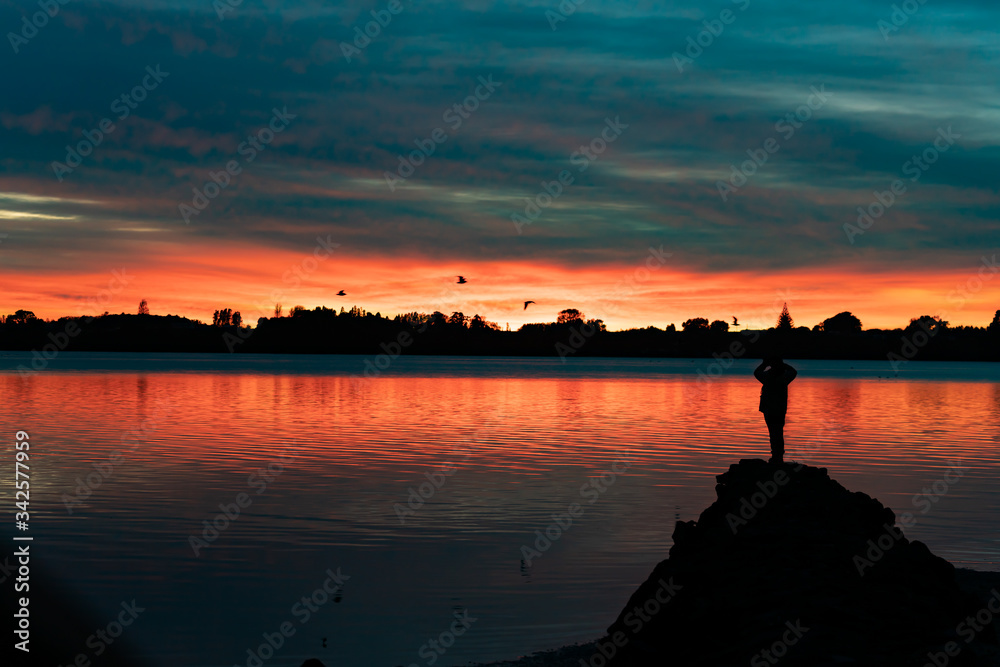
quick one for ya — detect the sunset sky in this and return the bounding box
[1,0,998,331]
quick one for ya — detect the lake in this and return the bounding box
[1,353,998,667]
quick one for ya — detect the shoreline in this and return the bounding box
[468,565,1000,666]
[466,567,1000,667]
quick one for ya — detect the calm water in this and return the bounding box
[1,353,999,667]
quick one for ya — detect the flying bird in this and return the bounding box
[523,301,535,310]
[732,316,739,326]
[337,290,346,296]
[456,276,467,284]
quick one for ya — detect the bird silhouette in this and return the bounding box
[337,290,346,296]
[523,301,535,310]
[732,316,739,326]
[456,276,467,284]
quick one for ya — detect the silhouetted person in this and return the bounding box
[754,356,797,463]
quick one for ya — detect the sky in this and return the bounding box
[1,0,998,331]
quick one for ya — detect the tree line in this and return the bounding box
[1,302,998,360]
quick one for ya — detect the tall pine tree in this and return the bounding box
[777,302,794,330]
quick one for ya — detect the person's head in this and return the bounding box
[763,355,783,368]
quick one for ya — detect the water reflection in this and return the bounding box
[0,356,997,667]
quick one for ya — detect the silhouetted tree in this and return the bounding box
[905,315,947,334]
[7,310,38,324]
[212,308,233,326]
[821,311,861,333]
[557,309,583,324]
[709,319,730,333]
[138,299,149,316]
[471,314,500,330]
[291,305,307,317]
[6,302,1000,359]
[401,311,429,328]
[988,310,1000,335]
[274,303,283,317]
[777,303,793,330]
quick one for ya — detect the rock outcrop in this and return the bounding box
[600,459,999,666]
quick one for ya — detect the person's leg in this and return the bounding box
[773,411,785,460]
[764,412,785,462]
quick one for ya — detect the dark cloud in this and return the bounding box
[0,0,997,275]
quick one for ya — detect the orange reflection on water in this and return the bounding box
[4,366,998,511]
[2,358,998,667]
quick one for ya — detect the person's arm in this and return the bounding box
[754,362,767,383]
[783,364,797,384]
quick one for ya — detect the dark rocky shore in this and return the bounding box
[471,459,1000,667]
